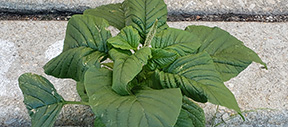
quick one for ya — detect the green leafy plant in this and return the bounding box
[18,0,267,126]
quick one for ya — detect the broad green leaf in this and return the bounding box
[154,52,240,112]
[45,15,110,81]
[155,70,207,103]
[212,44,267,81]
[109,47,152,95]
[63,15,111,53]
[174,96,205,127]
[18,73,65,127]
[149,48,177,69]
[185,25,267,81]
[76,81,89,102]
[151,28,201,56]
[124,0,168,43]
[149,28,201,70]
[84,68,183,127]
[109,48,132,60]
[94,117,106,127]
[144,60,158,71]
[84,3,125,30]
[44,47,105,81]
[107,26,140,50]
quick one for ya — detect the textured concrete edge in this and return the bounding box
[1,1,288,15]
[2,1,288,23]
[0,3,88,14]
[2,13,288,23]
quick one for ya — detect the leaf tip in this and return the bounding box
[238,112,246,121]
[261,63,268,70]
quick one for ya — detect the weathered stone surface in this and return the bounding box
[1,0,288,14]
[0,21,287,126]
[166,0,288,14]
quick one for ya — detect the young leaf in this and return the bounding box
[44,47,105,81]
[84,68,183,127]
[174,96,205,127]
[109,47,152,95]
[63,15,111,53]
[124,0,168,42]
[185,25,267,81]
[18,73,65,127]
[107,26,140,50]
[84,3,125,30]
[151,28,201,56]
[154,52,241,113]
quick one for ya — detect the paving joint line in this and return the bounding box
[1,11,288,22]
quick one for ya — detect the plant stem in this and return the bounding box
[64,101,90,106]
[214,108,276,126]
[211,105,219,127]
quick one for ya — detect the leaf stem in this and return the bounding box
[64,101,90,106]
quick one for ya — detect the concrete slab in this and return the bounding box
[0,21,288,126]
[1,0,288,15]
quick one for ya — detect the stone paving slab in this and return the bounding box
[1,0,288,15]
[0,21,288,126]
